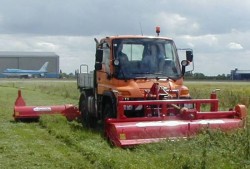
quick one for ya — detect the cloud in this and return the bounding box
[156,12,200,35]
[175,34,219,53]
[0,14,3,28]
[0,0,250,75]
[36,42,58,51]
[0,0,249,36]
[227,42,244,50]
[0,14,3,22]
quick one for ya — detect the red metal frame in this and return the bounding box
[13,90,80,121]
[105,92,247,147]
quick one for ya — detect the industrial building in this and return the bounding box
[0,51,59,78]
[231,68,250,80]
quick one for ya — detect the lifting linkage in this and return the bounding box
[13,90,80,121]
[105,83,247,147]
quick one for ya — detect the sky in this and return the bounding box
[0,0,250,76]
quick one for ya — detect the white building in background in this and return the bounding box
[231,68,250,80]
[0,51,60,78]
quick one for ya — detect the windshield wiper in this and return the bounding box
[132,72,151,74]
[130,72,181,81]
[156,75,181,81]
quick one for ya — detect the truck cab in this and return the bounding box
[77,33,193,128]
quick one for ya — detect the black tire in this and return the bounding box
[103,102,116,119]
[79,92,97,129]
[102,102,117,146]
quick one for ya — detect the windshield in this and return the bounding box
[113,38,182,79]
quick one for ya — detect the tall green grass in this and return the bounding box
[0,80,250,168]
[186,81,250,108]
[0,80,79,100]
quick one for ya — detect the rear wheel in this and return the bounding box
[79,92,97,129]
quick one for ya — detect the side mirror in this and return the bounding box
[95,49,103,63]
[95,63,102,70]
[186,50,193,62]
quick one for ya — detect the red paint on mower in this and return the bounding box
[13,89,247,148]
[104,95,247,147]
[13,90,80,121]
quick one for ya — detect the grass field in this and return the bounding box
[0,80,250,169]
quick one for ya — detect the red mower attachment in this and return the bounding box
[13,90,80,121]
[105,89,247,147]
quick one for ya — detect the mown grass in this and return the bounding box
[0,79,250,169]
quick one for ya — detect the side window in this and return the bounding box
[122,44,131,60]
[165,43,175,60]
[122,44,144,61]
[102,43,110,74]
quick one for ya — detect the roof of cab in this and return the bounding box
[100,35,173,42]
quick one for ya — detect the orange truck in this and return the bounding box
[76,27,247,146]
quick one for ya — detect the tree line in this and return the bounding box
[184,72,230,80]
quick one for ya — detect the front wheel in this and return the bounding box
[103,103,116,119]
[102,102,116,142]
